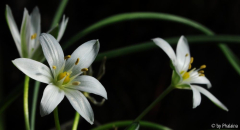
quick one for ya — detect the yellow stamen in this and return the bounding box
[75,58,80,65]
[185,53,189,57]
[182,72,190,80]
[190,57,194,64]
[198,70,204,74]
[81,68,88,72]
[57,72,70,84]
[31,33,37,40]
[64,55,71,60]
[72,81,81,85]
[52,66,56,69]
[200,65,206,69]
[199,74,205,76]
[180,71,185,74]
[188,64,192,70]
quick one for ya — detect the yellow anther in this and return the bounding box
[200,65,206,69]
[64,55,71,60]
[188,64,192,70]
[81,68,88,72]
[52,66,57,69]
[182,72,190,80]
[180,71,185,74]
[190,57,194,64]
[31,33,37,40]
[199,74,205,76]
[75,58,80,65]
[58,72,70,84]
[198,70,204,74]
[72,81,81,85]
[185,53,189,57]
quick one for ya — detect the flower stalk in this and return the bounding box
[53,107,61,130]
[30,81,40,130]
[23,76,30,130]
[134,85,174,122]
[72,112,80,130]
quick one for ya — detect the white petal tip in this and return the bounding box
[90,121,94,125]
[223,107,229,112]
[151,37,161,41]
[192,103,200,109]
[40,109,48,117]
[180,35,185,38]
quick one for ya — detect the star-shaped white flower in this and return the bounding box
[6,5,68,60]
[153,36,228,111]
[12,33,107,124]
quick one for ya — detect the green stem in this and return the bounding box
[134,86,174,122]
[72,112,80,130]
[91,120,172,130]
[24,76,30,130]
[54,107,61,130]
[63,12,210,49]
[95,35,240,62]
[50,0,68,28]
[30,81,40,130]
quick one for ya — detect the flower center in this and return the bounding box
[57,72,70,84]
[182,71,190,80]
[180,54,206,80]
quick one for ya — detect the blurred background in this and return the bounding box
[0,0,240,129]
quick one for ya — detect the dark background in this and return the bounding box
[0,0,240,130]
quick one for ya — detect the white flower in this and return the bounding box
[12,33,107,124]
[153,36,228,111]
[6,5,69,60]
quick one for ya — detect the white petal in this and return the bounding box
[20,8,31,58]
[30,7,41,49]
[39,33,64,75]
[57,15,69,42]
[5,5,21,57]
[190,85,201,108]
[194,86,228,111]
[12,58,53,83]
[64,40,100,76]
[64,88,94,124]
[152,38,177,65]
[67,75,107,99]
[190,76,212,89]
[40,84,65,116]
[176,36,190,72]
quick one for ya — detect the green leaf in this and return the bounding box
[50,0,68,28]
[95,35,240,62]
[125,122,140,130]
[91,120,172,130]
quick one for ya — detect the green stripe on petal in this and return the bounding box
[20,8,30,58]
